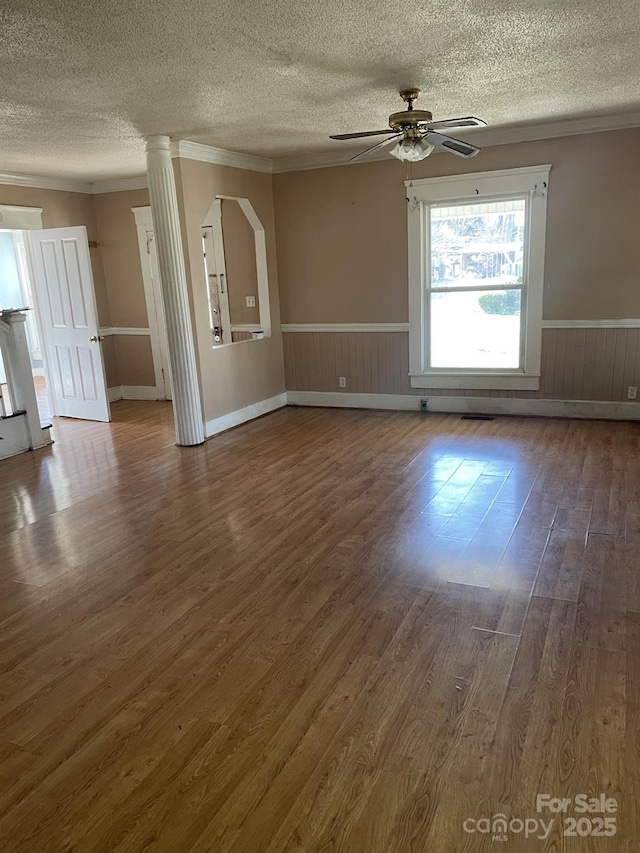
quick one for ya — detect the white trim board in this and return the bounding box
[171,140,273,174]
[175,109,640,174]
[541,319,640,329]
[1,109,639,192]
[286,390,640,422]
[272,111,640,172]
[205,393,287,438]
[0,173,147,195]
[99,326,150,336]
[0,172,91,194]
[409,373,540,391]
[280,320,640,333]
[130,205,173,401]
[0,205,43,229]
[403,164,551,190]
[131,206,153,225]
[281,323,410,333]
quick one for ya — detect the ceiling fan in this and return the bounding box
[329,89,487,162]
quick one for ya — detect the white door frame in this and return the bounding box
[132,206,172,400]
[0,205,60,413]
[12,231,43,372]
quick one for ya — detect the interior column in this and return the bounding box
[144,135,205,446]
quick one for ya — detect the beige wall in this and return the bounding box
[93,187,156,389]
[112,335,156,387]
[101,336,119,389]
[222,199,260,327]
[274,128,640,323]
[93,188,150,328]
[175,158,285,423]
[274,128,640,404]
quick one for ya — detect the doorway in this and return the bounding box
[0,229,50,421]
[132,207,172,401]
[0,205,111,425]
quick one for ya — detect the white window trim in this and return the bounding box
[406,164,551,390]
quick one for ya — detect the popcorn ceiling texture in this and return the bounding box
[1,0,639,181]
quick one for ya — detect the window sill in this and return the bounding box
[409,373,540,391]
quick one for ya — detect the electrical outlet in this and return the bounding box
[628,385,638,400]
[339,376,347,388]
[420,398,428,412]
[245,295,256,307]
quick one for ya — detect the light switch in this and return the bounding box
[246,296,256,307]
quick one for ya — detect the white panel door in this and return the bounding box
[30,227,110,421]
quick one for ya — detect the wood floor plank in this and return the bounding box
[0,402,637,851]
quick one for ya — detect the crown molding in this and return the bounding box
[0,171,93,193]
[91,176,148,194]
[1,108,639,193]
[271,110,640,173]
[0,171,148,195]
[171,140,273,173]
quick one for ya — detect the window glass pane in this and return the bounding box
[430,289,521,369]
[430,198,526,289]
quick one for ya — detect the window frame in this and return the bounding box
[406,165,551,390]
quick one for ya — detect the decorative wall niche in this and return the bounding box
[201,196,271,346]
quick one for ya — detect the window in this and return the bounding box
[406,165,550,390]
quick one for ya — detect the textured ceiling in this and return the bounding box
[1,0,640,181]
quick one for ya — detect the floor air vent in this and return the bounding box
[460,414,494,421]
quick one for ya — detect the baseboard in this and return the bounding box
[108,385,161,402]
[205,392,288,437]
[286,391,640,421]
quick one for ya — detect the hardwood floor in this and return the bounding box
[0,402,638,852]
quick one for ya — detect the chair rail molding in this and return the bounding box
[281,320,640,332]
[99,326,151,336]
[281,323,410,333]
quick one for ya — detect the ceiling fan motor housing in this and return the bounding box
[388,109,433,130]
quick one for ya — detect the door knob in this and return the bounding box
[88,335,105,343]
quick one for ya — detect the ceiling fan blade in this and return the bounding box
[350,134,401,161]
[423,131,481,158]
[426,116,487,130]
[330,129,397,140]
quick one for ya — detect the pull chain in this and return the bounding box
[405,160,413,186]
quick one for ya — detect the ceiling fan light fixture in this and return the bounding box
[390,136,434,162]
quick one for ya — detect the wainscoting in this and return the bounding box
[283,326,640,402]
